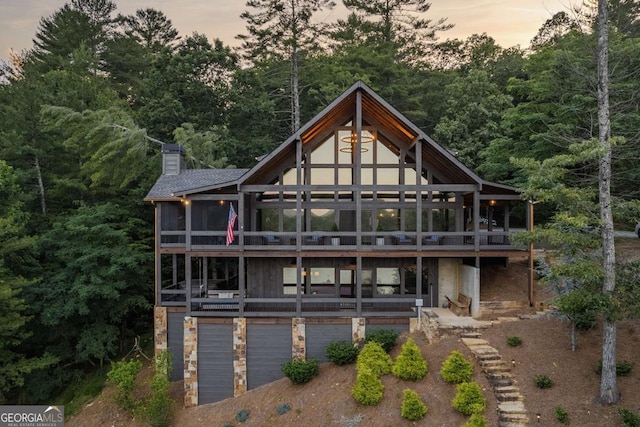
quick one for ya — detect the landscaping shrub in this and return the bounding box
[451,382,486,416]
[462,413,488,427]
[142,350,174,427]
[596,359,633,377]
[236,409,250,423]
[392,338,427,380]
[276,403,291,415]
[506,336,523,347]
[364,328,399,353]
[534,374,553,389]
[281,358,319,384]
[440,350,473,384]
[325,340,359,366]
[555,406,570,425]
[400,389,427,421]
[106,358,142,411]
[351,367,384,405]
[356,341,392,376]
[620,408,640,427]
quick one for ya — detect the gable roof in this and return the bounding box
[144,168,248,200]
[240,80,486,186]
[145,81,518,199]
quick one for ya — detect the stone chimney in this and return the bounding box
[162,144,186,175]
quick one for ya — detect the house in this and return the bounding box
[144,81,530,407]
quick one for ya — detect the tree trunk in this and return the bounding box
[596,0,619,405]
[34,154,46,215]
[290,0,301,133]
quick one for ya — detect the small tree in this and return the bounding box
[401,389,427,421]
[352,366,384,405]
[452,382,486,416]
[440,350,473,384]
[356,341,392,376]
[392,338,427,380]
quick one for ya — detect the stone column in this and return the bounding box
[409,317,420,333]
[154,307,167,355]
[233,318,247,397]
[352,317,366,345]
[183,316,198,408]
[292,317,306,360]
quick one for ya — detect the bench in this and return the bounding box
[202,291,242,310]
[447,293,471,316]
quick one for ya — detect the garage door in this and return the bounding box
[167,311,184,382]
[198,323,234,404]
[306,323,352,363]
[247,324,292,390]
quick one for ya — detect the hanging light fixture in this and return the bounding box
[339,130,375,153]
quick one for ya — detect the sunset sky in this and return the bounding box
[0,0,572,60]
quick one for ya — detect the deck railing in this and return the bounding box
[160,230,517,250]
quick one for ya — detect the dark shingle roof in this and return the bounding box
[144,169,249,200]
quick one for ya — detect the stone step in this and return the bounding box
[491,378,515,387]
[459,331,482,338]
[499,422,530,427]
[500,413,530,424]
[496,392,524,402]
[499,401,527,413]
[494,385,520,394]
[487,371,514,380]
[482,363,512,373]
[461,337,489,346]
[471,347,501,360]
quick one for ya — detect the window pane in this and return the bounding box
[161,202,185,231]
[260,208,278,231]
[283,209,298,232]
[309,268,335,295]
[311,209,335,231]
[377,267,400,295]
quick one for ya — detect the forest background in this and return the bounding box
[1,0,639,407]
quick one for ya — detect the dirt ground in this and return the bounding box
[66,238,640,427]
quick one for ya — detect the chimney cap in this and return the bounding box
[161,144,185,154]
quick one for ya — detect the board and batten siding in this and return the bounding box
[198,322,234,404]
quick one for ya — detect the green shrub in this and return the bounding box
[506,336,523,347]
[596,359,633,377]
[401,389,427,421]
[351,367,384,405]
[620,408,640,427]
[236,409,250,423]
[357,342,392,376]
[221,424,234,427]
[462,413,488,427]
[440,350,473,384]
[392,338,427,380]
[281,358,319,384]
[276,403,291,415]
[534,374,553,389]
[451,382,486,416]
[364,329,399,353]
[555,406,570,425]
[325,340,359,365]
[106,358,143,411]
[142,350,174,427]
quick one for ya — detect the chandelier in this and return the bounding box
[339,130,376,153]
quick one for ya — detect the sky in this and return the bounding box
[0,0,572,60]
